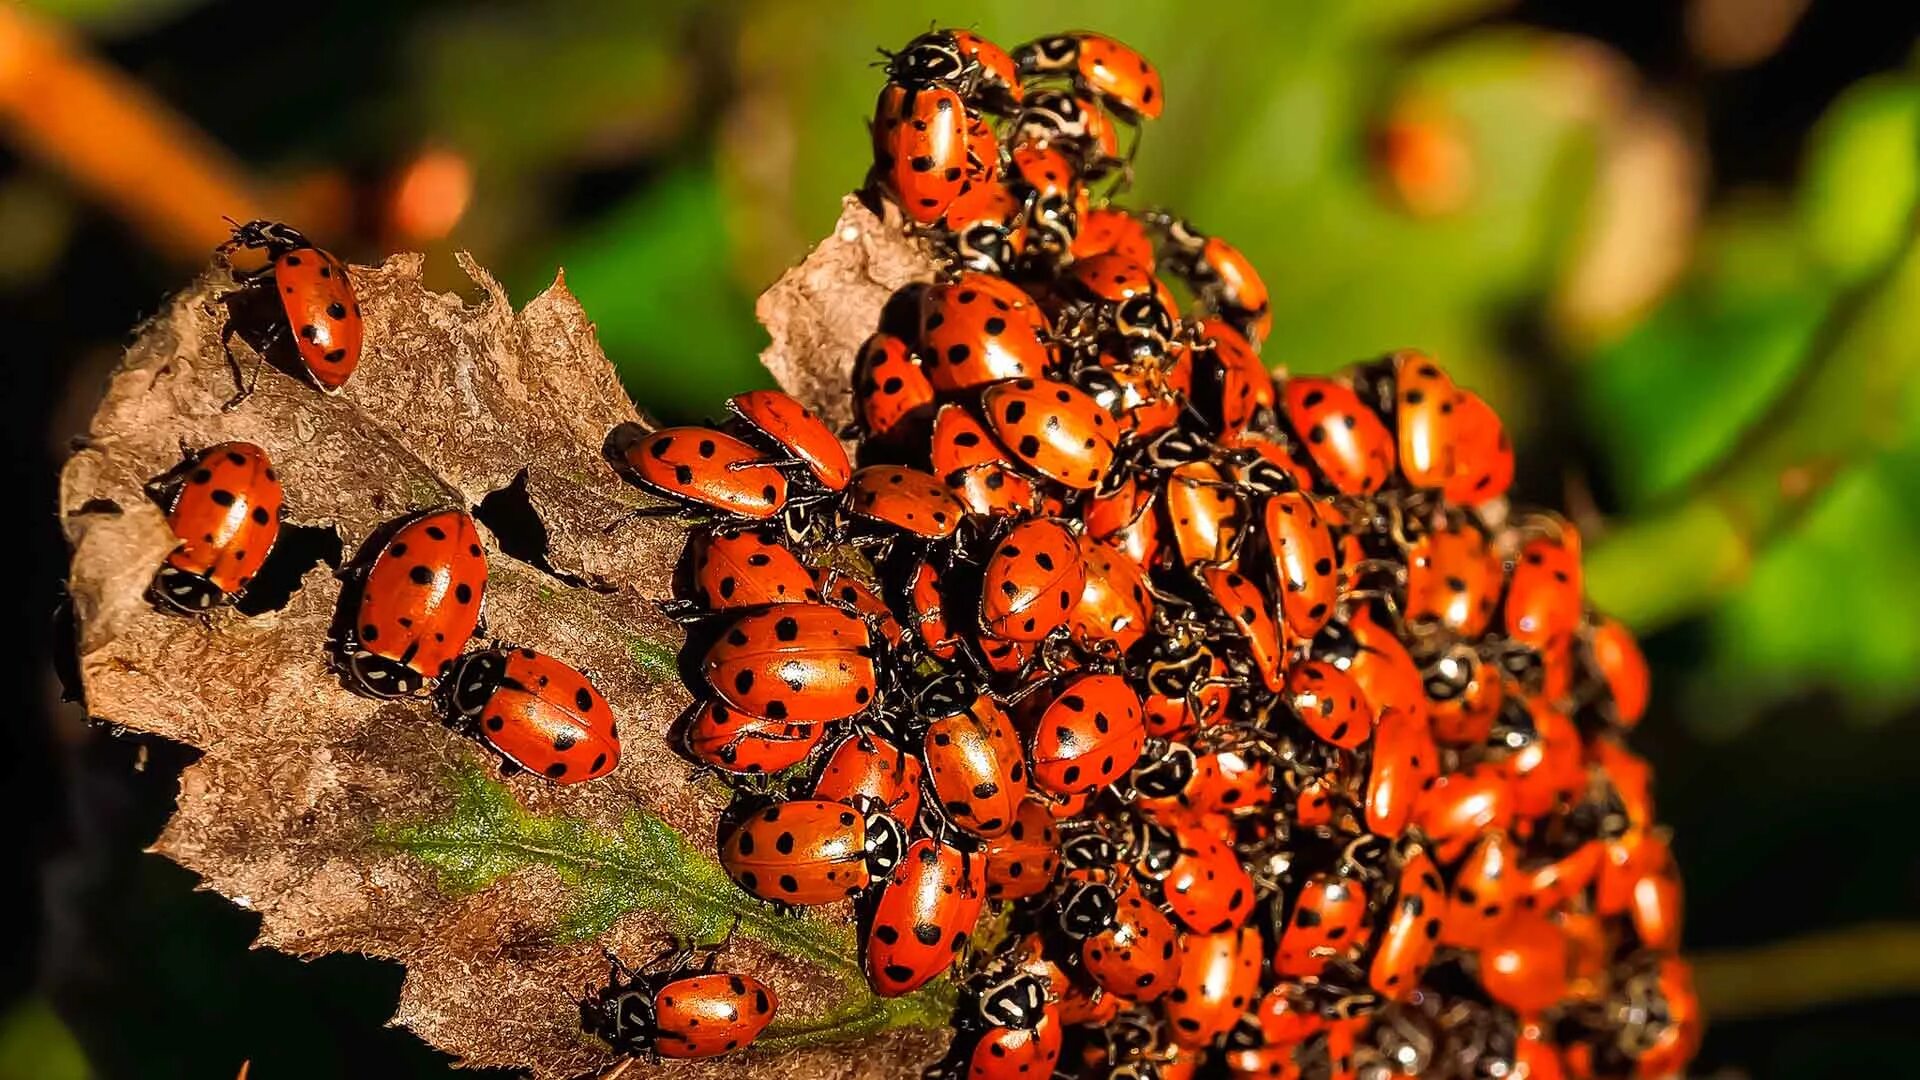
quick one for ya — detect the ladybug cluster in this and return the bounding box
[609,26,1698,1079]
[146,26,1699,1074]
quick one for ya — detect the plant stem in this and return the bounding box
[1585,210,1920,631]
[1691,923,1920,1019]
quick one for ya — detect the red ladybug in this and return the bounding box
[1414,763,1515,864]
[720,797,905,906]
[917,680,1029,838]
[854,332,936,441]
[904,557,961,661]
[944,178,1027,275]
[1282,377,1395,494]
[932,401,1038,518]
[344,509,487,697]
[701,603,877,724]
[1165,927,1263,1049]
[1080,880,1180,1001]
[919,275,1051,392]
[982,798,1062,901]
[613,424,788,521]
[1317,609,1429,728]
[1074,207,1156,265]
[865,836,986,996]
[981,517,1086,642]
[1158,821,1255,934]
[1424,643,1504,746]
[1260,491,1337,640]
[1444,386,1514,504]
[1086,474,1162,566]
[1160,222,1271,344]
[727,388,851,491]
[981,377,1118,490]
[1363,703,1438,836]
[1071,536,1154,652]
[1015,32,1164,121]
[682,529,819,612]
[1391,350,1463,489]
[1273,871,1371,979]
[219,220,363,391]
[1023,673,1147,796]
[1405,519,1502,641]
[580,948,776,1061]
[1194,319,1274,436]
[952,28,1024,110]
[446,647,619,784]
[1586,614,1650,728]
[681,699,822,775]
[811,730,923,824]
[873,83,970,224]
[843,465,967,540]
[1286,660,1373,750]
[963,1010,1062,1080]
[151,441,284,612]
[812,566,903,648]
[1366,840,1446,998]
[1202,567,1286,692]
[1165,461,1248,568]
[1008,142,1085,252]
[1477,908,1569,1018]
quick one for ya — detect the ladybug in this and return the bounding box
[981,517,1086,642]
[1519,840,1605,916]
[1443,386,1514,504]
[1259,491,1337,640]
[343,509,487,697]
[932,404,1036,518]
[1273,871,1371,979]
[1413,763,1514,863]
[1067,252,1180,314]
[1172,745,1270,816]
[1405,519,1502,641]
[1285,660,1373,750]
[864,836,986,996]
[1074,207,1156,265]
[1585,614,1650,727]
[613,424,788,521]
[919,275,1051,392]
[1504,521,1584,669]
[981,377,1118,490]
[1165,461,1248,568]
[1202,567,1286,692]
[1015,32,1164,121]
[903,556,961,661]
[1164,927,1263,1049]
[1505,698,1584,822]
[872,82,970,224]
[931,401,1013,475]
[1362,704,1438,836]
[1390,350,1463,490]
[681,529,819,612]
[811,730,923,824]
[1476,908,1569,1018]
[701,603,877,724]
[580,948,775,1061]
[1281,377,1395,494]
[446,647,619,784]
[1158,821,1255,934]
[962,1010,1063,1080]
[1085,474,1162,567]
[949,28,1024,111]
[1071,536,1154,652]
[853,332,936,441]
[916,679,1029,838]
[813,566,904,647]
[1007,141,1085,252]
[720,796,905,906]
[681,699,823,775]
[726,389,852,491]
[1193,320,1275,437]
[982,798,1062,901]
[219,220,362,391]
[1080,880,1181,1002]
[1023,673,1147,796]
[1315,609,1429,728]
[944,179,1027,275]
[1423,644,1503,746]
[150,441,284,612]
[1158,220,1271,344]
[843,465,967,540]
[1365,840,1446,999]
[1012,89,1121,164]
[1627,832,1684,953]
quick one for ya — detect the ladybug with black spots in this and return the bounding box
[341,508,487,697]
[1014,32,1164,122]
[149,441,284,613]
[701,602,878,724]
[864,835,986,996]
[445,647,619,784]
[580,946,776,1061]
[720,796,905,907]
[611,423,791,522]
[218,220,363,393]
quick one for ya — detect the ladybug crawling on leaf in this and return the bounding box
[580,944,777,1061]
[217,219,363,396]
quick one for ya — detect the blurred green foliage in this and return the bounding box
[0,999,89,1080]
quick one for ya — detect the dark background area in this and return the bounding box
[3,1,1918,1076]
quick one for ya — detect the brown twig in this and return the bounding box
[0,5,265,260]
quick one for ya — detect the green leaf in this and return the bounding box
[1799,74,1920,285]
[0,999,89,1080]
[375,766,955,1047]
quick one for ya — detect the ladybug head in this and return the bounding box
[225,219,312,257]
[151,565,228,613]
[1420,645,1479,703]
[1012,35,1077,75]
[857,798,909,876]
[345,648,428,699]
[580,980,658,1057]
[1055,880,1118,940]
[443,649,508,718]
[888,34,969,90]
[974,970,1049,1031]
[1128,739,1195,800]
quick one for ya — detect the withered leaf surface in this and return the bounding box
[61,197,944,1078]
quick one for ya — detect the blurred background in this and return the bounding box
[3,1,1918,1076]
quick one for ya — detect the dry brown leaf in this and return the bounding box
[60,198,946,1078]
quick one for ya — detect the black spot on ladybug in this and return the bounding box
[409,565,434,585]
[544,762,567,778]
